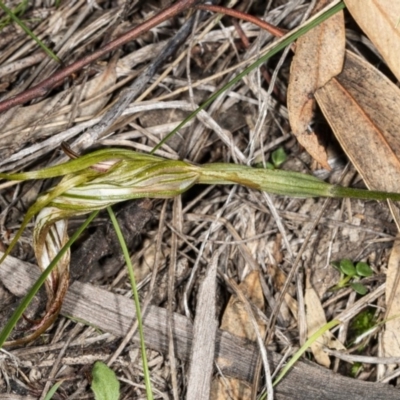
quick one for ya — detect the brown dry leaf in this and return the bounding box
[344,0,400,83]
[382,234,400,371]
[219,270,264,340]
[305,275,345,368]
[315,51,400,196]
[211,378,252,400]
[284,292,298,319]
[287,0,345,169]
[212,271,264,399]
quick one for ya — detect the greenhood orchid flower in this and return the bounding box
[1,147,400,346]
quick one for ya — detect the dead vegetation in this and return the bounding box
[0,0,400,399]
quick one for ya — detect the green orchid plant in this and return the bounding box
[1,146,400,346]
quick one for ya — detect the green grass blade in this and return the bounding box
[107,207,153,400]
[0,0,28,30]
[0,1,61,63]
[271,319,341,391]
[43,380,65,400]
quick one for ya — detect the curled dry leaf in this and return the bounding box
[344,0,400,83]
[287,0,345,169]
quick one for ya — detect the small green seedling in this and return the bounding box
[260,147,288,170]
[331,259,373,295]
[350,362,363,378]
[349,308,377,350]
[351,308,376,336]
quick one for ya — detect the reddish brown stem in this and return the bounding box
[231,18,285,103]
[0,0,202,113]
[195,4,286,38]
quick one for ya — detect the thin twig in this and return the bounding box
[196,4,286,38]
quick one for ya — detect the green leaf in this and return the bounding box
[356,261,373,277]
[271,147,287,168]
[330,261,341,271]
[91,362,120,400]
[265,162,275,170]
[340,259,356,277]
[350,282,368,295]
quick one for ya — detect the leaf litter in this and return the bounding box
[0,1,400,399]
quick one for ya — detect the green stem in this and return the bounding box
[199,163,400,202]
[330,185,400,201]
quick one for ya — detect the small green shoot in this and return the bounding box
[43,380,65,400]
[331,259,373,295]
[0,0,28,30]
[350,362,363,378]
[350,308,376,336]
[271,147,287,168]
[91,361,120,400]
[263,147,288,170]
[348,308,377,350]
[0,1,61,63]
